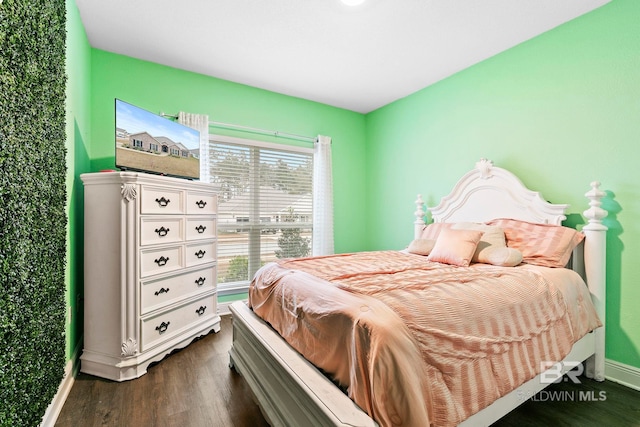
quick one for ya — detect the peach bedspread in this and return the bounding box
[248,251,601,427]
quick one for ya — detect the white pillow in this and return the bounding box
[480,247,523,267]
[407,239,436,256]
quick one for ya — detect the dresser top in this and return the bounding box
[80,171,215,192]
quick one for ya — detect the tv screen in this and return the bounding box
[115,99,200,180]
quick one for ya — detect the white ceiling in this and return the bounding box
[75,0,609,114]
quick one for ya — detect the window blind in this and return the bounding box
[209,137,314,294]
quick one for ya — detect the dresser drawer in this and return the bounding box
[140,217,184,246]
[140,294,217,351]
[140,246,183,277]
[186,240,216,267]
[140,186,184,214]
[187,192,217,215]
[141,265,216,314]
[186,217,217,241]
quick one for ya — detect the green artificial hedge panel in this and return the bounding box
[0,0,67,425]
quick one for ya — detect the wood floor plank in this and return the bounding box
[56,315,640,427]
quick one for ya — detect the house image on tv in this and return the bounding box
[124,131,198,158]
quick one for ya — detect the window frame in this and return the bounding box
[208,134,314,296]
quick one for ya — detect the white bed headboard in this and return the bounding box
[427,158,568,226]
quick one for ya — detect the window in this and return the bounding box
[209,135,313,295]
[133,139,143,148]
[149,143,158,152]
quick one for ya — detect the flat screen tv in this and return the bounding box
[115,99,200,180]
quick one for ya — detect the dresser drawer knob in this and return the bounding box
[155,226,170,237]
[195,250,206,259]
[195,200,207,208]
[155,321,170,334]
[195,225,206,234]
[195,277,206,286]
[154,256,169,266]
[154,287,170,296]
[195,306,207,316]
[155,197,170,207]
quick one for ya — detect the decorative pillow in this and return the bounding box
[479,246,523,267]
[427,228,484,267]
[407,239,436,256]
[419,222,453,240]
[451,222,506,263]
[487,218,585,268]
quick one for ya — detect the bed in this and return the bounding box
[228,158,607,427]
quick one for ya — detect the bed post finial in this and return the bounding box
[582,181,607,382]
[583,181,607,230]
[475,158,494,179]
[414,194,426,240]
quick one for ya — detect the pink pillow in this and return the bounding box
[487,218,585,268]
[427,228,484,267]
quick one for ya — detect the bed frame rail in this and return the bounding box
[229,301,377,427]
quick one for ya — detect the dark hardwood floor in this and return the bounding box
[56,315,640,426]
[492,375,640,427]
[56,315,269,427]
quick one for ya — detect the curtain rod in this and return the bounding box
[160,112,316,143]
[210,121,316,143]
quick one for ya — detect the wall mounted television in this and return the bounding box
[115,99,200,180]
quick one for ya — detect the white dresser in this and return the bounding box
[80,172,220,381]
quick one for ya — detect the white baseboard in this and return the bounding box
[40,339,82,427]
[605,359,640,391]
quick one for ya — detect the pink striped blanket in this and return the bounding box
[249,250,601,427]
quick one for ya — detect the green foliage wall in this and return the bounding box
[0,0,68,425]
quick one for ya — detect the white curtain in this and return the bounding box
[178,112,210,182]
[312,135,334,256]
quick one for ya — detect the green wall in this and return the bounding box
[65,0,92,362]
[88,50,368,255]
[366,0,640,369]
